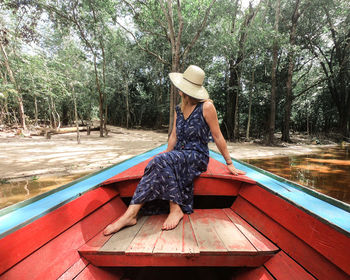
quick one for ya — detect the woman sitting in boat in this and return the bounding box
[104,65,245,235]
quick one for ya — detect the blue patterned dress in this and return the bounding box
[130,102,211,214]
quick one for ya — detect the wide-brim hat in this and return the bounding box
[169,65,209,100]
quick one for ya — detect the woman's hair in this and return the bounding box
[180,93,213,112]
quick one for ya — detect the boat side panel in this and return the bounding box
[0,186,119,275]
[238,183,350,276]
[232,195,349,280]
[264,251,316,280]
[0,196,126,280]
[74,264,123,280]
[209,150,350,234]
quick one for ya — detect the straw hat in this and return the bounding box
[169,65,209,100]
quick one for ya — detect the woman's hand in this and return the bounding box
[227,164,246,176]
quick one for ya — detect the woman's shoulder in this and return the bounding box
[202,100,215,111]
[202,100,216,119]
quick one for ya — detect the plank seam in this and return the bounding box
[222,208,260,253]
[186,214,200,255]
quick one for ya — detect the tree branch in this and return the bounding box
[181,0,217,62]
[115,19,169,65]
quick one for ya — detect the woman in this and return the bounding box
[103,65,245,235]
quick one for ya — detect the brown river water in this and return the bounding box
[244,145,350,205]
[1,145,349,210]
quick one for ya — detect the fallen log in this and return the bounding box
[31,126,100,136]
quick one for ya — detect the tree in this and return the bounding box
[267,0,280,145]
[116,0,216,133]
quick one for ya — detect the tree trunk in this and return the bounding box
[246,70,254,139]
[0,41,26,129]
[282,0,300,142]
[72,86,80,144]
[34,96,38,126]
[50,96,57,129]
[268,0,280,145]
[125,79,130,129]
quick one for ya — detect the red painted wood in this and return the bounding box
[238,183,350,275]
[194,209,257,254]
[264,251,316,280]
[126,215,166,255]
[102,157,255,187]
[232,196,350,280]
[200,158,256,185]
[0,186,119,275]
[189,210,227,254]
[0,196,126,280]
[223,208,279,254]
[81,254,272,267]
[234,267,274,280]
[194,177,241,196]
[102,158,152,185]
[57,258,89,280]
[113,177,241,198]
[74,264,123,280]
[111,180,139,197]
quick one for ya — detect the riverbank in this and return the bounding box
[0,126,338,180]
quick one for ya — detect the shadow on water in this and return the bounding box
[243,144,350,204]
[0,173,90,210]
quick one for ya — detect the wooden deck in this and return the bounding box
[79,208,279,267]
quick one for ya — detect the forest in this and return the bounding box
[0,0,349,144]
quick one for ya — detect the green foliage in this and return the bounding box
[0,0,349,138]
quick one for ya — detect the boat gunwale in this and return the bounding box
[1,144,349,239]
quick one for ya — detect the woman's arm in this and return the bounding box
[165,110,177,152]
[203,101,245,175]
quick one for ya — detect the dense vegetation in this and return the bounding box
[0,0,349,144]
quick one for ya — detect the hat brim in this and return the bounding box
[169,73,209,100]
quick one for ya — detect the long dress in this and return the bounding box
[130,102,211,214]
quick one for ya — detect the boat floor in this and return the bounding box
[79,208,279,267]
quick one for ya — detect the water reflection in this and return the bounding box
[0,173,89,210]
[244,145,350,204]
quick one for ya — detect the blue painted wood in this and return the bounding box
[0,145,166,238]
[209,150,350,235]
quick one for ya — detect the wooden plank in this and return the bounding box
[203,209,257,254]
[264,251,316,280]
[153,216,185,254]
[75,264,123,280]
[57,258,89,280]
[100,216,149,253]
[235,267,275,280]
[0,186,120,275]
[232,196,350,280]
[82,254,272,267]
[153,215,199,255]
[239,184,350,275]
[125,215,165,255]
[0,196,126,280]
[223,208,279,254]
[182,215,200,254]
[189,210,227,254]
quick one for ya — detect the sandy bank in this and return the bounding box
[0,126,335,180]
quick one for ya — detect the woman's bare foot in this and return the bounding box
[103,214,137,235]
[162,203,184,230]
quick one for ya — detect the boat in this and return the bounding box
[0,144,349,279]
